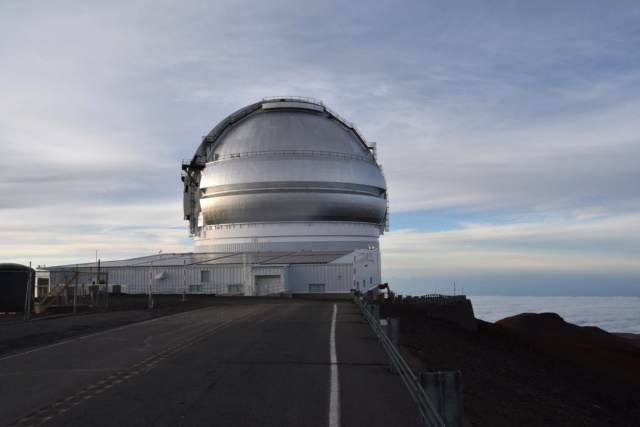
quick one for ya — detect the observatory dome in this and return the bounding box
[182,97,388,252]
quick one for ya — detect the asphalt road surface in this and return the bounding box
[1,301,421,426]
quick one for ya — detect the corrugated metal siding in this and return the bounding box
[199,253,290,265]
[355,251,382,291]
[282,266,289,291]
[47,265,247,294]
[44,254,367,295]
[194,240,373,253]
[287,264,353,293]
[262,251,351,264]
[252,266,285,276]
[51,250,357,268]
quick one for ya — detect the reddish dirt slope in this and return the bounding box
[382,304,640,426]
[496,312,640,384]
[496,312,626,342]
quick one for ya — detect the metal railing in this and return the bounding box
[269,282,285,294]
[205,149,377,166]
[396,294,468,305]
[351,292,445,426]
[323,105,368,145]
[262,96,324,105]
[125,283,242,295]
[202,102,263,145]
[260,97,372,155]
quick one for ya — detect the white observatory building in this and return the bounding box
[39,97,388,297]
[182,97,388,253]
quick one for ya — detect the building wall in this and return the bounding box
[43,258,373,296]
[194,222,381,253]
[287,264,354,293]
[115,265,245,294]
[355,250,383,292]
[44,266,245,295]
[195,240,377,253]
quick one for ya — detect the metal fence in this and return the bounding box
[126,282,243,295]
[393,294,468,305]
[32,271,109,316]
[351,292,445,426]
[187,149,377,166]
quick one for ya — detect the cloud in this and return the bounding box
[0,1,639,300]
[381,214,640,273]
[470,296,640,334]
[0,200,192,266]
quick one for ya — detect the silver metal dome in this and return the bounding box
[182,97,388,251]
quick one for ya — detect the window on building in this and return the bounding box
[228,284,243,293]
[370,277,373,284]
[200,270,210,283]
[309,283,325,293]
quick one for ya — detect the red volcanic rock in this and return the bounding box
[386,306,640,426]
[496,312,625,342]
[495,312,638,353]
[495,312,640,386]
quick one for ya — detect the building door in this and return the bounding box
[254,275,282,296]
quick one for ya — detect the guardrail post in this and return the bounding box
[382,317,400,374]
[367,303,380,321]
[419,371,465,427]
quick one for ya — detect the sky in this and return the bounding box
[470,296,640,333]
[1,0,639,297]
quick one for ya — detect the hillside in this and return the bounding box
[382,304,640,426]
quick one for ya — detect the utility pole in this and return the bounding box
[24,263,32,322]
[182,259,187,302]
[148,261,154,309]
[73,264,78,314]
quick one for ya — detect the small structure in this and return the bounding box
[39,249,381,297]
[0,263,34,312]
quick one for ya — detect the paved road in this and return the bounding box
[1,301,420,426]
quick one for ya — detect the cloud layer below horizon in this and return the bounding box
[1,1,639,295]
[471,296,640,334]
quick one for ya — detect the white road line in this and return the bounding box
[329,303,340,427]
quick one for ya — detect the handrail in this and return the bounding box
[351,292,445,426]
[204,149,377,166]
[202,102,263,145]
[262,96,324,105]
[400,294,468,305]
[261,97,370,149]
[188,98,376,169]
[323,105,368,145]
